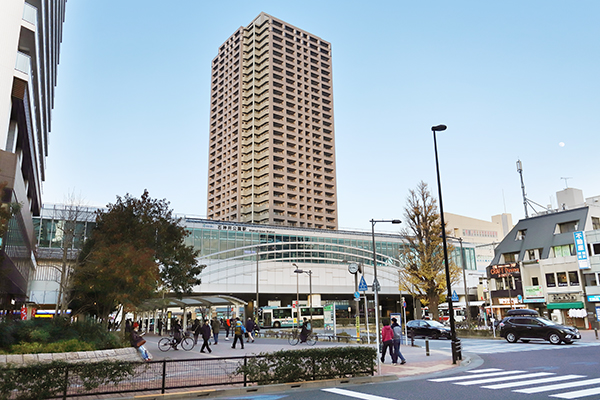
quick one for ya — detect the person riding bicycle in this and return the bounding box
[300,317,311,343]
[172,319,183,350]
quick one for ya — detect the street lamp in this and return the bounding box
[431,124,459,364]
[370,218,401,373]
[294,266,313,326]
[292,263,300,329]
[447,236,471,326]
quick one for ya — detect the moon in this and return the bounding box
[559,142,565,147]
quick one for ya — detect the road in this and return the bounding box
[198,332,600,400]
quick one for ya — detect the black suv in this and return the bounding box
[499,313,581,345]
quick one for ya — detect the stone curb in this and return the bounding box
[0,347,141,366]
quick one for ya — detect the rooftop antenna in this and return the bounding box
[560,177,572,189]
[516,160,528,218]
[516,159,553,218]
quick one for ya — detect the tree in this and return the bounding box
[50,194,92,318]
[398,181,461,321]
[70,190,203,324]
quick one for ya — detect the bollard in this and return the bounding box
[425,338,430,356]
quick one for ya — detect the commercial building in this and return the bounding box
[31,206,479,321]
[488,188,600,329]
[0,0,67,309]
[207,13,338,230]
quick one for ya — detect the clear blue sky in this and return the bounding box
[46,1,600,232]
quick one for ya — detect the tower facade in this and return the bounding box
[207,13,338,230]
[0,0,67,304]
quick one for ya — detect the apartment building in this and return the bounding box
[207,13,338,230]
[0,0,67,307]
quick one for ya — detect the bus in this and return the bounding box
[259,306,324,328]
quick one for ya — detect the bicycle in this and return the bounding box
[158,334,194,352]
[288,328,317,346]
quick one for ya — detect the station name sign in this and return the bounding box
[488,263,520,279]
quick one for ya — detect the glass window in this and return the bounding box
[568,271,580,286]
[532,277,539,286]
[557,272,568,287]
[546,273,556,287]
[584,273,597,287]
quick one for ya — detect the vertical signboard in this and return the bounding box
[574,231,590,269]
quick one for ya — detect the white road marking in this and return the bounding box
[322,388,395,400]
[429,370,525,382]
[483,375,586,389]
[515,378,600,394]
[550,386,600,399]
[455,372,554,386]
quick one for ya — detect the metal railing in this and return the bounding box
[28,353,374,399]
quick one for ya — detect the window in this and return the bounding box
[584,273,598,287]
[592,217,600,230]
[552,244,574,257]
[568,271,580,286]
[555,221,578,234]
[503,252,519,262]
[532,277,539,286]
[557,272,568,287]
[593,243,600,255]
[516,229,527,240]
[546,273,556,287]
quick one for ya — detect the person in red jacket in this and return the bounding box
[380,319,395,364]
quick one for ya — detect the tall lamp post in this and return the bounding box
[447,236,471,326]
[370,218,401,373]
[431,124,459,364]
[293,266,313,326]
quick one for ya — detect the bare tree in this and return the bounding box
[50,193,94,318]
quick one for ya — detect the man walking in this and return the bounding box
[391,317,406,365]
[231,317,245,349]
[200,320,212,353]
[211,316,220,345]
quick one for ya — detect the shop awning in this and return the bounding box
[547,302,584,310]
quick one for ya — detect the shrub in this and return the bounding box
[235,346,376,385]
[0,360,136,400]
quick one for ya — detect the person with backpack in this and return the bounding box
[231,317,246,349]
[391,317,407,365]
[245,317,255,343]
[211,316,220,345]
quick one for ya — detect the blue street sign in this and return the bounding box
[451,290,459,302]
[358,275,368,291]
[354,291,360,300]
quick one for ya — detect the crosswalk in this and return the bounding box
[462,339,600,354]
[429,368,600,399]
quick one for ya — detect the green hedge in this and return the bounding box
[0,319,124,354]
[235,346,376,385]
[0,360,136,400]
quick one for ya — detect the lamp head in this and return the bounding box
[294,268,304,274]
[391,219,401,224]
[431,124,447,132]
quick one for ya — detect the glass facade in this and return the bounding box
[183,219,404,267]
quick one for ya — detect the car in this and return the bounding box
[407,319,452,339]
[498,315,581,345]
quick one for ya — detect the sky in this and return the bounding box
[45,1,600,232]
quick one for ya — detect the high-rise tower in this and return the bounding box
[0,0,68,304]
[207,13,338,230]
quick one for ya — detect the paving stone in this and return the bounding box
[6,354,24,364]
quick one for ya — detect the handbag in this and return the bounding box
[135,339,147,348]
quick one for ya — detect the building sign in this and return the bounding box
[574,231,590,269]
[488,263,520,279]
[524,298,546,303]
[587,295,600,302]
[524,286,543,297]
[498,297,521,305]
[549,293,579,303]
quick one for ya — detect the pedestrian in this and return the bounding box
[224,317,231,340]
[391,317,406,365]
[231,317,245,349]
[380,319,395,364]
[299,317,311,343]
[192,318,201,345]
[200,319,212,353]
[211,316,220,345]
[245,317,255,342]
[130,322,152,361]
[172,319,182,350]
